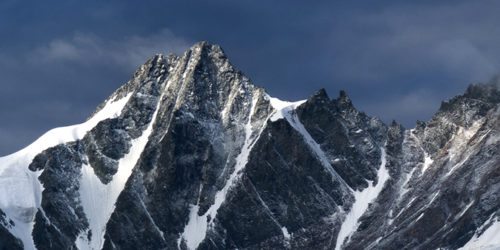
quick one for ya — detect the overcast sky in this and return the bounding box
[1,0,500,155]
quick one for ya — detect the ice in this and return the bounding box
[0,93,131,250]
[335,147,389,250]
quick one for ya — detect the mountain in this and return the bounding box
[0,41,498,250]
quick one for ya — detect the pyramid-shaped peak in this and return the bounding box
[338,90,350,101]
[307,88,331,105]
[186,41,226,59]
[190,41,220,50]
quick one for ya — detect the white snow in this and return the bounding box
[429,191,440,205]
[391,197,417,223]
[76,92,162,250]
[282,227,291,240]
[420,154,433,176]
[179,93,270,250]
[456,200,474,219]
[485,132,500,146]
[407,130,434,177]
[335,147,389,250]
[268,97,305,122]
[414,212,425,223]
[459,216,500,250]
[0,93,131,250]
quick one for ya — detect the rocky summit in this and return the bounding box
[0,42,499,250]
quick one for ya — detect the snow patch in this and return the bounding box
[414,212,425,223]
[282,227,291,240]
[0,93,132,250]
[456,200,474,219]
[459,216,500,250]
[392,197,417,223]
[268,97,305,122]
[429,192,440,205]
[486,132,500,146]
[420,154,433,176]
[335,147,389,250]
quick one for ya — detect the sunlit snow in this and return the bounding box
[0,93,131,250]
[76,88,166,249]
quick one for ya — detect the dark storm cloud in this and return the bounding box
[322,1,500,124]
[1,0,500,155]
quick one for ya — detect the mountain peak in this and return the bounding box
[307,88,331,105]
[1,42,499,250]
[336,89,355,111]
[184,41,227,61]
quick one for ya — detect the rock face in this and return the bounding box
[0,42,499,250]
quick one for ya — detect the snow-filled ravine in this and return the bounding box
[335,147,389,250]
[75,92,162,249]
[0,94,132,250]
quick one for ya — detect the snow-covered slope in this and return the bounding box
[0,93,131,250]
[0,42,499,250]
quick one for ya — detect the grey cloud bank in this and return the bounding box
[1,0,500,155]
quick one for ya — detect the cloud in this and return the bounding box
[433,39,497,82]
[328,1,500,86]
[357,89,442,128]
[34,29,191,70]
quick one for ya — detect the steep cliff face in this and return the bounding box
[0,42,498,250]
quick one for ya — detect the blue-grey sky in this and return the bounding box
[1,0,500,155]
